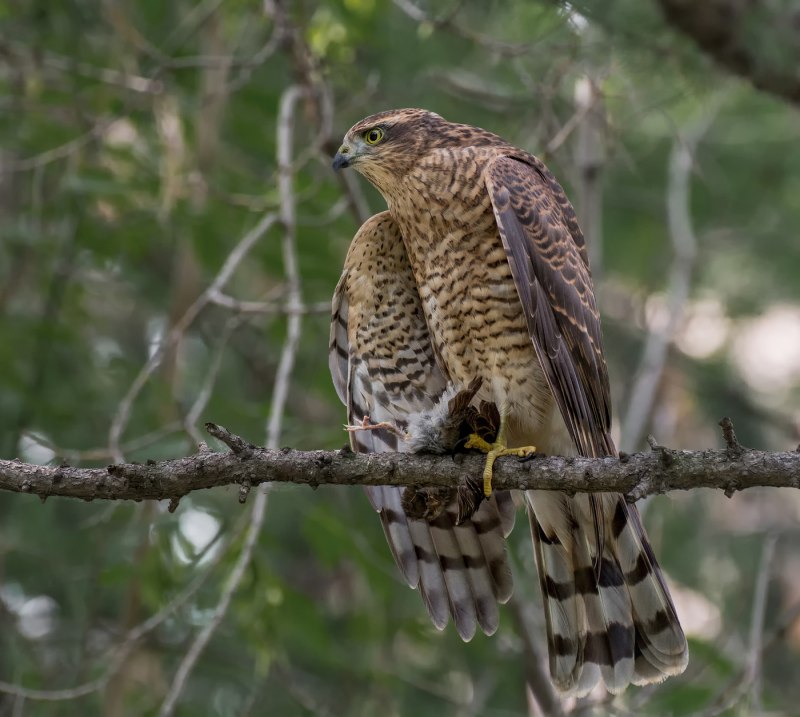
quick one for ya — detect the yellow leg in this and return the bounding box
[465,415,536,497]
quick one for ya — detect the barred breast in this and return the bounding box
[388,146,555,444]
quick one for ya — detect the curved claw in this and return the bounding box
[464,434,536,497]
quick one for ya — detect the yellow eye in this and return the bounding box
[364,127,384,145]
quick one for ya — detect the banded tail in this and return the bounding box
[527,491,688,695]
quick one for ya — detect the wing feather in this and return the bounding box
[485,154,687,692]
[484,155,613,459]
[329,211,514,639]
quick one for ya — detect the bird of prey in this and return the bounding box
[329,109,688,696]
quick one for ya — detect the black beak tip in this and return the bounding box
[332,153,350,171]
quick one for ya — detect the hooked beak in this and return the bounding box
[332,145,351,171]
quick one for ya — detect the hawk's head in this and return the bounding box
[332,109,445,193]
[333,109,509,195]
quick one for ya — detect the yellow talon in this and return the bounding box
[464,433,493,452]
[465,433,536,497]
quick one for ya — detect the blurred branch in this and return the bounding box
[156,490,268,717]
[392,0,537,57]
[547,79,600,156]
[745,535,776,715]
[6,118,116,172]
[432,70,533,110]
[3,420,800,502]
[655,0,800,106]
[183,318,237,445]
[100,3,332,468]
[103,0,333,466]
[207,291,329,315]
[269,663,334,717]
[571,75,606,280]
[265,84,306,449]
[156,83,307,717]
[690,538,792,717]
[20,422,184,463]
[0,40,163,94]
[620,97,724,451]
[107,210,278,463]
[7,219,78,457]
[0,513,242,702]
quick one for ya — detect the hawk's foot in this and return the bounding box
[345,415,407,439]
[465,433,536,496]
[464,433,493,453]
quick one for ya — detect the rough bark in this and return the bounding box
[1,422,798,506]
[656,0,800,105]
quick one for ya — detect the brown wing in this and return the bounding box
[329,211,514,641]
[484,155,687,693]
[484,155,614,459]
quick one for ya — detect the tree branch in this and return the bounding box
[655,0,800,106]
[2,421,799,504]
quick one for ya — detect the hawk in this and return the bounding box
[329,109,688,695]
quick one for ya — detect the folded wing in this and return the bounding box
[485,156,688,692]
[329,211,514,640]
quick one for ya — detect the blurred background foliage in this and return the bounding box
[1,0,799,715]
